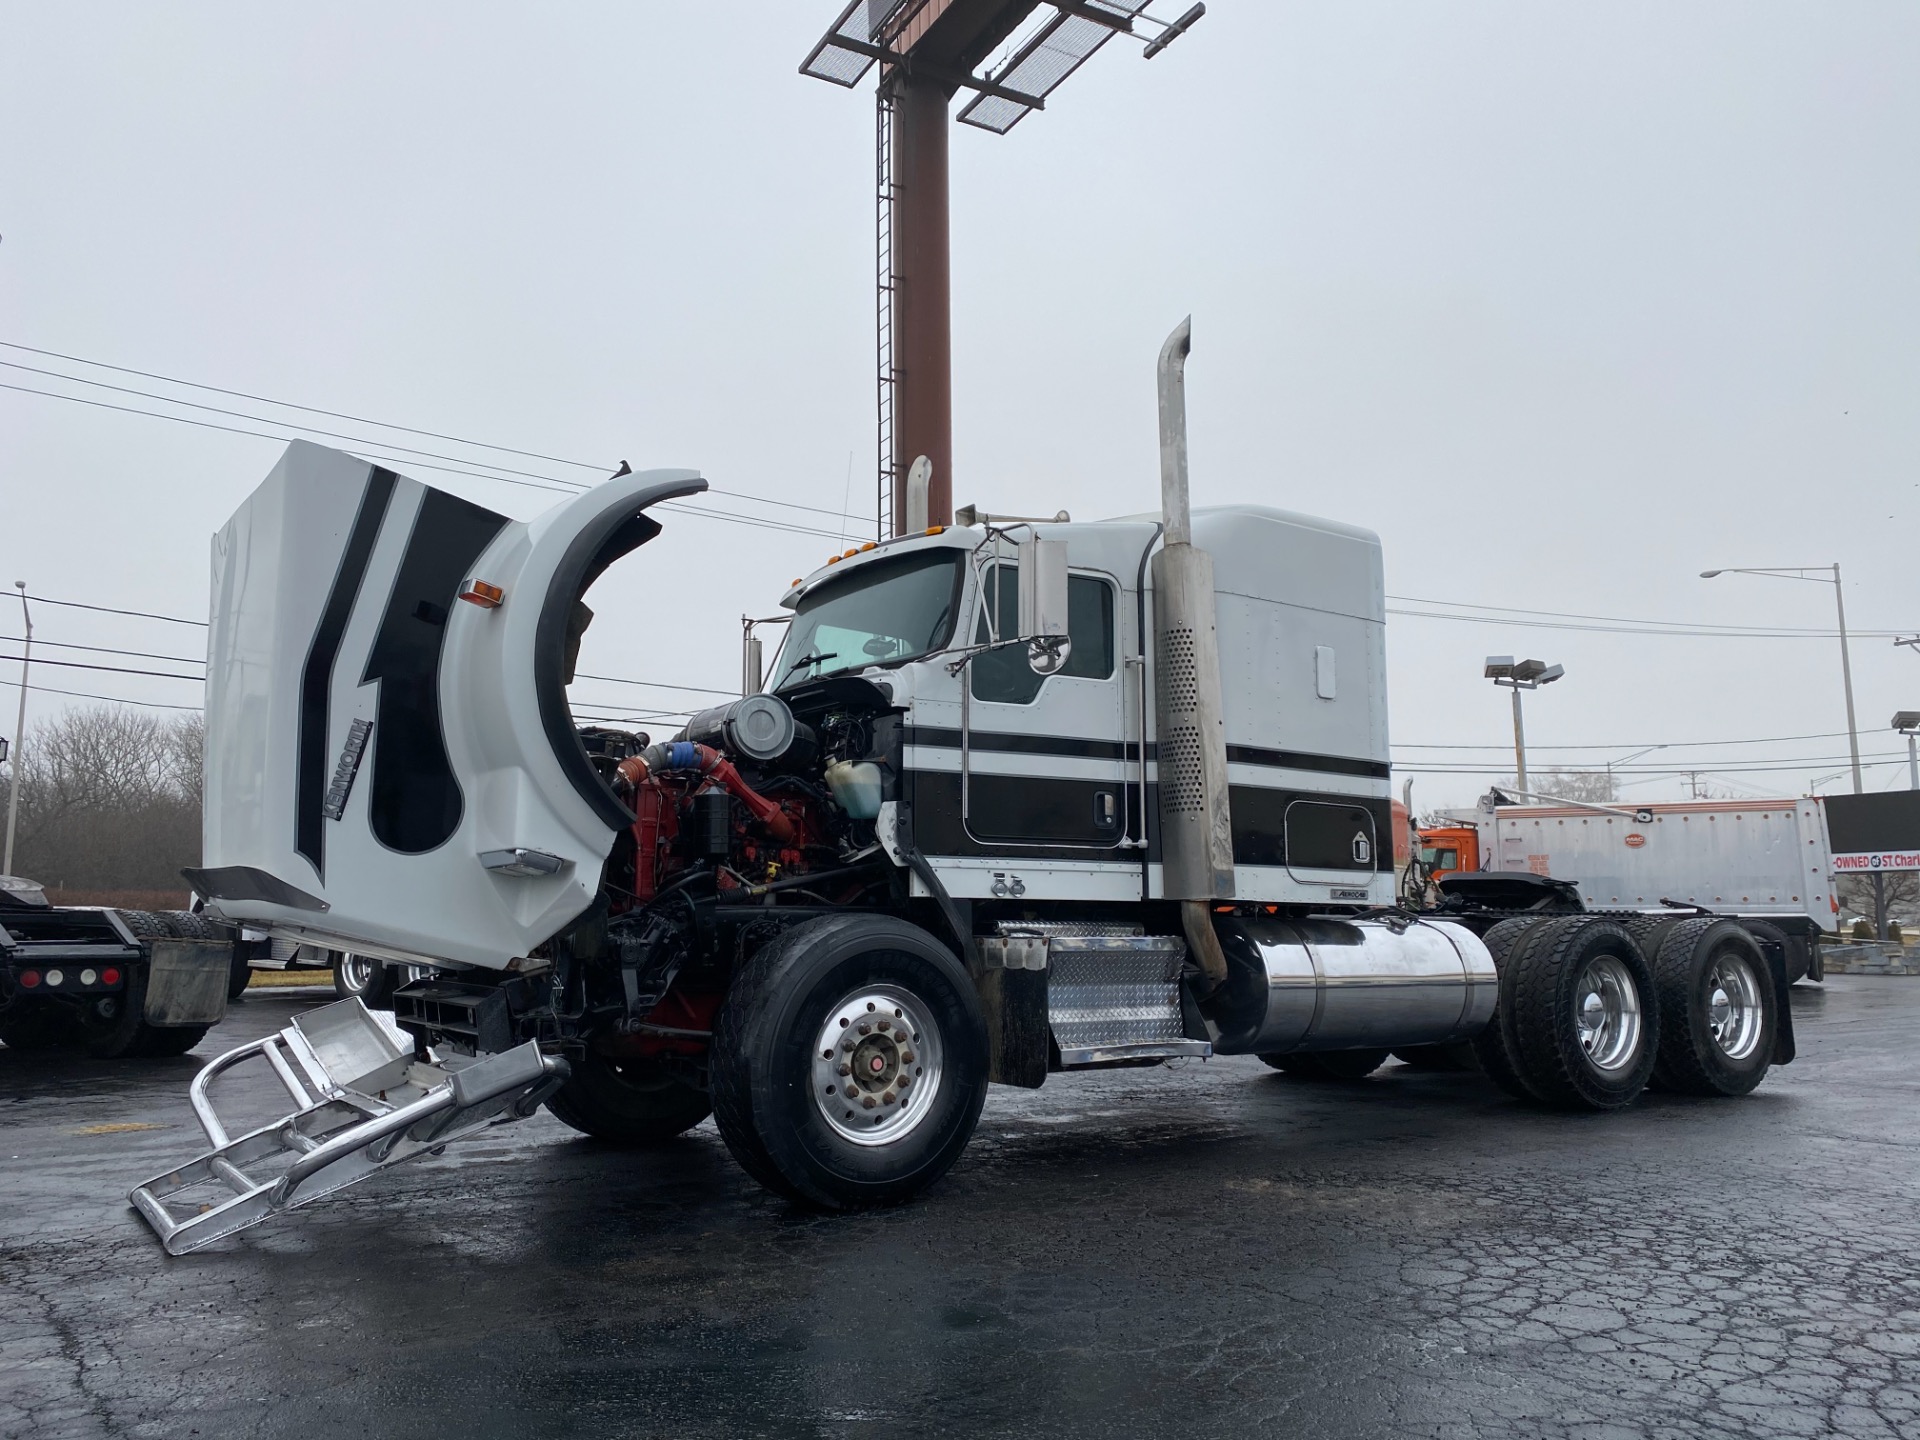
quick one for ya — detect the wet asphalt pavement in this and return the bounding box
[4,979,1919,1439]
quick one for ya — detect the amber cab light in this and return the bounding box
[459,580,505,608]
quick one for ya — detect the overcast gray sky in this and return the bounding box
[3,2,1916,809]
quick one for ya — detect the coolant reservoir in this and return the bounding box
[825,761,883,820]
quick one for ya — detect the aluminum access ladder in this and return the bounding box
[129,998,568,1255]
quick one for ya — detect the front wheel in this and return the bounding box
[711,914,988,1210]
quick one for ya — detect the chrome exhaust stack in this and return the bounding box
[1150,319,1234,985]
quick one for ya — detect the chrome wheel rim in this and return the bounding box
[811,984,944,1146]
[1706,952,1764,1061]
[338,953,377,994]
[1574,954,1642,1073]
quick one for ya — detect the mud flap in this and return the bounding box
[143,939,232,1027]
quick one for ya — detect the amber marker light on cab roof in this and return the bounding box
[459,580,505,608]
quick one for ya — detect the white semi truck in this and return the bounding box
[130,326,1797,1253]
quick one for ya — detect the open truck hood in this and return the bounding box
[189,441,704,970]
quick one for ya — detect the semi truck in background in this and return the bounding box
[1417,794,1836,983]
[127,324,1801,1254]
[0,874,245,1056]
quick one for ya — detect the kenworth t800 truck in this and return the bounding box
[132,325,1793,1253]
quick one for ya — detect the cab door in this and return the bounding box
[961,565,1132,852]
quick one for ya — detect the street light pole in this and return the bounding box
[1832,563,1862,793]
[1484,657,1564,795]
[1897,714,1920,792]
[1703,563,1874,932]
[1510,683,1527,790]
[3,582,30,877]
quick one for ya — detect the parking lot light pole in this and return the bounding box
[4,581,29,877]
[1704,564,1873,936]
[1702,565,1861,792]
[1484,657,1564,791]
[1895,712,1920,791]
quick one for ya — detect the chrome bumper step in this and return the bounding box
[129,998,567,1255]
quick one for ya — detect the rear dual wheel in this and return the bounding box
[1645,918,1775,1097]
[1475,916,1660,1110]
[0,999,77,1051]
[711,914,988,1210]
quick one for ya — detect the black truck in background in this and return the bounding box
[0,874,244,1057]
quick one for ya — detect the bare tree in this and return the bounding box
[1497,768,1619,804]
[6,707,203,890]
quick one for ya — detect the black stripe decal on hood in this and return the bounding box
[296,467,397,879]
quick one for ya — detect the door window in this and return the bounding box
[970,567,1115,704]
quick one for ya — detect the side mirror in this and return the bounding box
[1017,537,1071,675]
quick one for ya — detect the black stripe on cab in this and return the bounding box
[296,467,397,879]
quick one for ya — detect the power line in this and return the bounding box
[0,653,203,682]
[9,682,202,712]
[1,635,205,667]
[1385,605,1910,642]
[1393,729,1855,752]
[0,361,593,490]
[0,339,611,471]
[5,379,857,538]
[24,595,208,627]
[2,340,862,524]
[1386,594,1909,641]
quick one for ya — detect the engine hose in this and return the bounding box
[631,741,798,844]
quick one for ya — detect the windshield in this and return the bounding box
[773,549,964,689]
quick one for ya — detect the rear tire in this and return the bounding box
[1470,917,1558,1102]
[1507,917,1658,1110]
[711,914,988,1210]
[1648,918,1775,1097]
[332,952,400,1008]
[544,1050,712,1143]
[0,999,78,1051]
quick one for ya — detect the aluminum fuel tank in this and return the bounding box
[1209,915,1497,1056]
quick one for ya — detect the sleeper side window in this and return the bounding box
[970,566,1116,704]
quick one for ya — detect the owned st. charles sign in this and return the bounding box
[1833,850,1920,873]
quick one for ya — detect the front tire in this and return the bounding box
[544,1050,712,1143]
[711,914,988,1210]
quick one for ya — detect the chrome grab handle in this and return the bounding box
[189,1034,317,1148]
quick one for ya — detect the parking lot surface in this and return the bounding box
[4,979,1918,1439]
